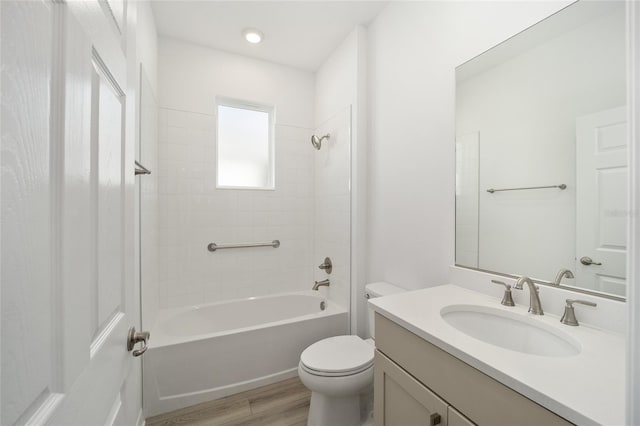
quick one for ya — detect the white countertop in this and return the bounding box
[369,284,625,426]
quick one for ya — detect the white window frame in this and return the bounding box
[215,97,275,190]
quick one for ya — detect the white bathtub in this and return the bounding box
[143,291,348,417]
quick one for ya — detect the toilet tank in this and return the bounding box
[365,282,405,338]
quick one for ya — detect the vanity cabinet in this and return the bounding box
[374,314,573,426]
[448,407,475,426]
[374,350,448,425]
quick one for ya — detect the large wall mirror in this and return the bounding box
[455,1,627,300]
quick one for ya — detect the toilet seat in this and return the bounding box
[300,335,374,377]
[300,360,373,377]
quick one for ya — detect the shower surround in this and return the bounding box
[154,37,352,314]
[157,108,316,307]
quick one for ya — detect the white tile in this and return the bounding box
[167,109,190,128]
[157,110,350,309]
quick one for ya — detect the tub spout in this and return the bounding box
[312,279,330,290]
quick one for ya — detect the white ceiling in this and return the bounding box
[151,1,389,72]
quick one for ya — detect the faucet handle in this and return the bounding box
[491,279,510,290]
[567,299,597,308]
[318,257,332,274]
[491,280,515,307]
[561,299,597,326]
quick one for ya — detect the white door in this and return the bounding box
[575,107,627,296]
[1,1,142,425]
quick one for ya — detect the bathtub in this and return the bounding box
[143,291,348,417]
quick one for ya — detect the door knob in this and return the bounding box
[580,256,602,266]
[127,327,150,357]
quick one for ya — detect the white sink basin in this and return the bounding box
[441,304,581,357]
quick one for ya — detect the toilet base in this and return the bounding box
[307,392,361,426]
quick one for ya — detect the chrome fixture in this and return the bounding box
[134,160,151,176]
[208,239,280,252]
[486,184,566,193]
[580,256,602,266]
[320,301,326,311]
[311,133,330,150]
[318,257,332,274]
[514,276,544,315]
[561,299,597,326]
[127,327,150,357]
[491,280,515,306]
[312,279,330,290]
[553,269,574,286]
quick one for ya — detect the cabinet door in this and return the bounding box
[375,350,448,426]
[449,407,476,426]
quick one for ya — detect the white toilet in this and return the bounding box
[298,282,405,426]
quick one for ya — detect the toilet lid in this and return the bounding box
[300,335,374,375]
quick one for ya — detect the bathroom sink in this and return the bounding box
[440,305,580,357]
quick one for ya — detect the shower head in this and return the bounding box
[311,134,330,150]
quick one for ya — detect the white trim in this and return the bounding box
[215,97,276,190]
[216,96,275,115]
[103,393,122,426]
[136,408,145,426]
[626,0,640,424]
[50,0,66,392]
[90,311,125,358]
[24,392,65,426]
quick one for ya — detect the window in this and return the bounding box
[216,98,274,189]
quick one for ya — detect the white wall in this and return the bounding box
[455,132,479,267]
[456,6,625,283]
[366,1,573,291]
[134,3,158,424]
[139,71,159,328]
[157,38,316,308]
[313,108,352,317]
[136,0,160,331]
[314,27,368,335]
[159,38,314,126]
[315,28,360,126]
[137,2,158,93]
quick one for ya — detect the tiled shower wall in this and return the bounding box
[157,108,316,308]
[313,107,352,313]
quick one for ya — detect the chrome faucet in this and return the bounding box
[553,268,574,286]
[514,276,544,315]
[312,279,330,290]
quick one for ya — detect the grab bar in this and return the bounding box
[207,240,280,252]
[486,184,566,193]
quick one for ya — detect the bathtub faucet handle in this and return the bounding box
[318,257,332,274]
[312,279,330,291]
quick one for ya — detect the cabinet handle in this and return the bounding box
[430,413,442,426]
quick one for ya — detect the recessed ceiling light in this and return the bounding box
[243,28,263,44]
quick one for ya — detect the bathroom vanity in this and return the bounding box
[370,285,625,426]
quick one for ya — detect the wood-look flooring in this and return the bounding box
[145,377,311,426]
